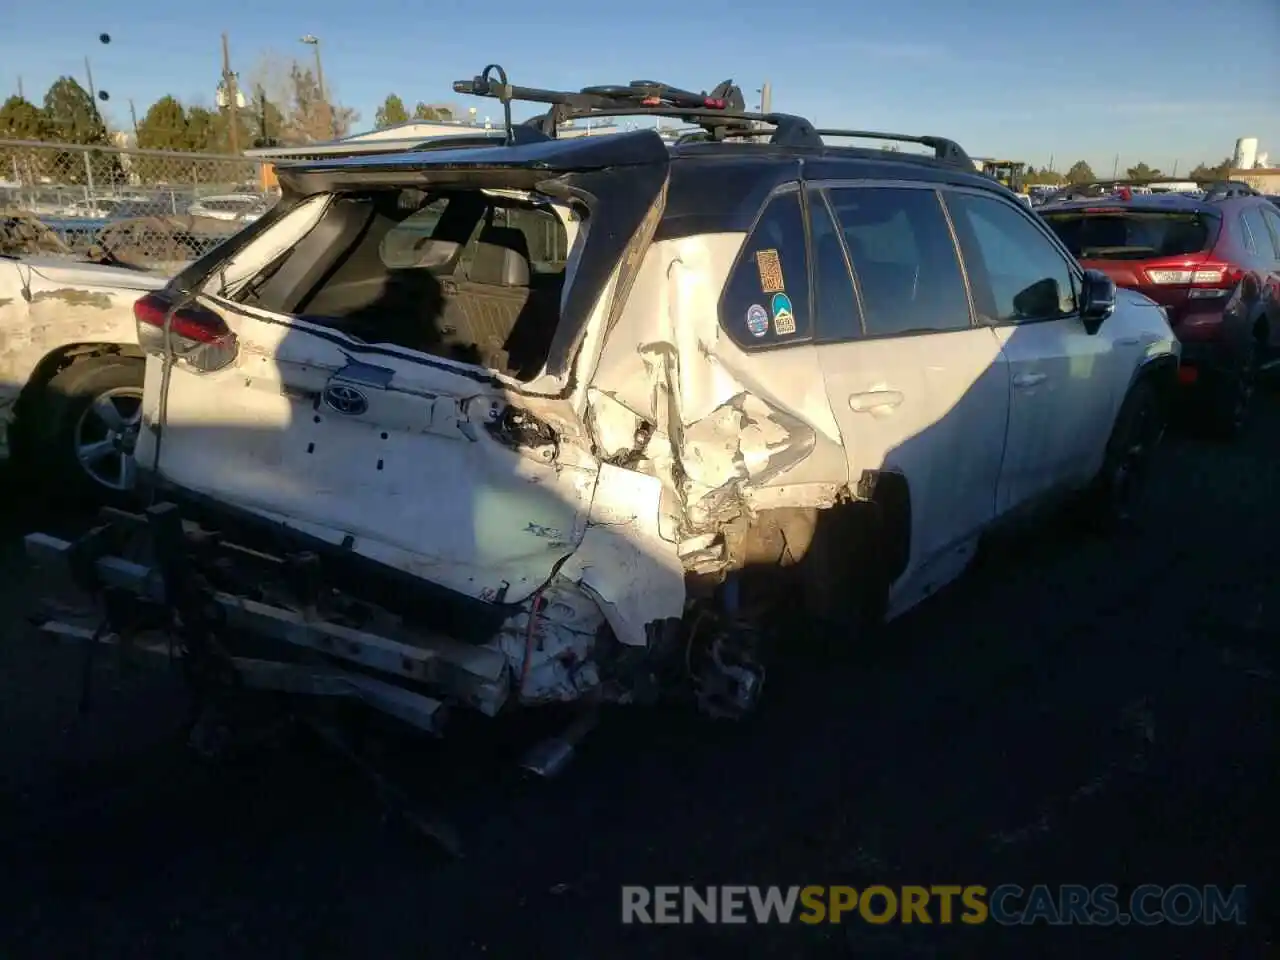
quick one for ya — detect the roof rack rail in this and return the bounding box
[814,129,971,166]
[450,64,973,168]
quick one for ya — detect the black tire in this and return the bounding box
[18,354,146,508]
[1084,377,1165,533]
[1205,337,1257,440]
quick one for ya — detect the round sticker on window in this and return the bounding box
[770,292,796,336]
[746,303,769,338]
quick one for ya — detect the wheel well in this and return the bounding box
[1135,355,1179,411]
[724,470,913,605]
[856,469,911,582]
[13,342,145,422]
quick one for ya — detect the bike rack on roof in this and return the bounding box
[450,63,974,169]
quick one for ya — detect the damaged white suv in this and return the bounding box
[30,77,1180,750]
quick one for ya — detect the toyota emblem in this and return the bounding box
[323,382,369,416]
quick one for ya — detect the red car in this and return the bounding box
[1041,191,1280,437]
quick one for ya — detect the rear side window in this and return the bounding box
[1260,207,1280,259]
[1241,206,1275,258]
[825,186,971,337]
[1042,209,1219,260]
[719,191,812,348]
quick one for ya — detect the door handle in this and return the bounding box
[849,390,904,413]
[1115,337,1140,346]
[1012,372,1047,388]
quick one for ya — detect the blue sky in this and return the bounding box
[3,0,1277,174]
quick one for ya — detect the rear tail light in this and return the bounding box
[134,292,239,372]
[1144,261,1239,298]
[1145,267,1228,285]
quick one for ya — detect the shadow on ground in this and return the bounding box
[0,398,1276,959]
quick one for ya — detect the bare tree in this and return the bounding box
[243,51,359,144]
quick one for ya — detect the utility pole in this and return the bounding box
[221,32,240,154]
[83,56,97,102]
[16,76,23,100]
[1112,153,1119,178]
[128,98,139,139]
[1171,159,1179,176]
[300,35,334,139]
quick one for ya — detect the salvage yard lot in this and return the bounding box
[1,395,1277,959]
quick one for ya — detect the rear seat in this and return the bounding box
[442,226,535,369]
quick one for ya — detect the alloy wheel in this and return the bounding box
[73,385,143,491]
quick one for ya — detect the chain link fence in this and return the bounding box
[0,139,277,272]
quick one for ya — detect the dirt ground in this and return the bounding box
[0,395,1276,959]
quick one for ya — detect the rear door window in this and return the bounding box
[1241,206,1274,259]
[1042,209,1219,260]
[946,191,1078,324]
[1260,207,1280,260]
[825,186,971,337]
[807,189,860,342]
[718,190,811,348]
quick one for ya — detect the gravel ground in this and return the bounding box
[0,396,1276,959]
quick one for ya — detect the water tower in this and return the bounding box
[1232,137,1258,170]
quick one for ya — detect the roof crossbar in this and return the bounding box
[814,129,971,166]
[451,64,973,168]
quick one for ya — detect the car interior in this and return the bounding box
[230,187,570,381]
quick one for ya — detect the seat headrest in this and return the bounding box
[478,225,531,262]
[469,242,531,287]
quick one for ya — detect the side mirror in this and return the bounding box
[1079,268,1116,335]
[1012,277,1062,319]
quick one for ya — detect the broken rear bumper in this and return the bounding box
[23,504,529,730]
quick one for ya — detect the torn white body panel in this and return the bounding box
[0,257,163,450]
[585,234,848,539]
[137,330,600,605]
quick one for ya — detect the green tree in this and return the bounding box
[412,102,454,122]
[375,94,409,129]
[41,76,124,185]
[1188,157,1232,181]
[185,104,252,155]
[1065,160,1096,184]
[1023,167,1065,186]
[0,95,52,184]
[134,95,191,182]
[136,96,190,150]
[0,95,49,141]
[1124,161,1163,181]
[185,106,218,152]
[244,88,288,148]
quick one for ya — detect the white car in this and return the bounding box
[0,230,165,499]
[187,194,268,223]
[28,87,1181,748]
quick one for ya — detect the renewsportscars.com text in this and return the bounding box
[621,884,1248,926]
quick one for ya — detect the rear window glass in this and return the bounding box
[718,191,812,348]
[1043,210,1219,260]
